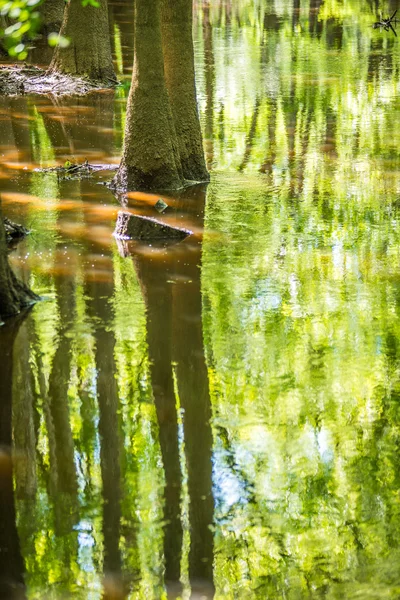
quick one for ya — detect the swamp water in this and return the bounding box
[1,0,400,598]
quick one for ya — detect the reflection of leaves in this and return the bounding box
[201,1,400,594]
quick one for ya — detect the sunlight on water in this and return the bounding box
[1,0,400,598]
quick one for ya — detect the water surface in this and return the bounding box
[1,1,400,598]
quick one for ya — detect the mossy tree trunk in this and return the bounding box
[161,0,209,183]
[48,0,116,84]
[39,0,64,35]
[0,204,38,322]
[112,0,185,193]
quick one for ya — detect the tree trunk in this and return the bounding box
[48,0,116,84]
[161,0,209,183]
[0,202,38,322]
[203,2,215,171]
[39,0,64,35]
[111,0,184,192]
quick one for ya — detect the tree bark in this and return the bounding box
[0,202,38,322]
[111,0,184,192]
[39,0,64,35]
[161,0,209,183]
[48,0,116,84]
[203,2,215,171]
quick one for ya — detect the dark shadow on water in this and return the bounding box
[85,276,126,599]
[0,315,29,600]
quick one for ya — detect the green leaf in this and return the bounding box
[48,32,70,48]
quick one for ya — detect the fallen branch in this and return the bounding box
[35,161,118,179]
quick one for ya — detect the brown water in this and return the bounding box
[2,1,400,598]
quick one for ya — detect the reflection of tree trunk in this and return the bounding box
[0,317,26,599]
[133,254,183,587]
[131,185,214,597]
[12,321,37,499]
[292,0,300,29]
[259,99,277,174]
[203,1,215,171]
[172,245,214,593]
[9,98,31,162]
[108,0,135,76]
[0,198,38,320]
[31,330,58,497]
[39,92,117,163]
[309,0,323,35]
[85,279,123,582]
[47,277,78,535]
[238,97,261,172]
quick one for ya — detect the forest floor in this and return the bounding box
[0,64,118,95]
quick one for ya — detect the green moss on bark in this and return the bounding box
[161,0,209,183]
[112,0,184,193]
[49,0,116,84]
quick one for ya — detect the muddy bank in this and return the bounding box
[0,64,118,96]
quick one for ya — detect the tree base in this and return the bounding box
[110,163,185,193]
[110,163,210,194]
[181,153,210,183]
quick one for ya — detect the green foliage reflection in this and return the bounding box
[5,0,400,598]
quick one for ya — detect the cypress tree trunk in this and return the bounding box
[48,0,116,84]
[111,0,184,192]
[0,205,38,322]
[161,0,209,183]
[39,0,64,35]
